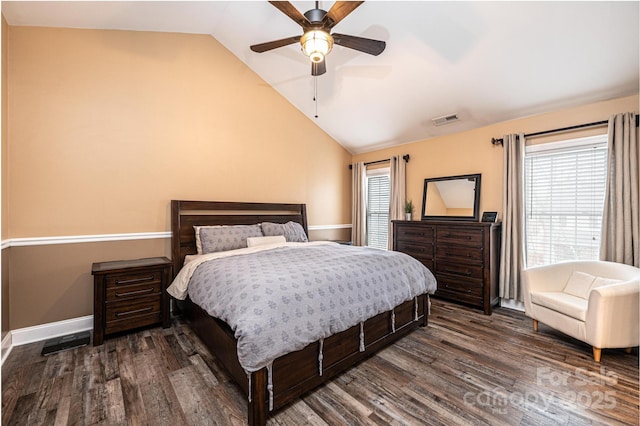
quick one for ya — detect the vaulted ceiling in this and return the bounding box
[3,1,639,153]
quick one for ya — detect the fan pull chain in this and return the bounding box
[313,76,319,118]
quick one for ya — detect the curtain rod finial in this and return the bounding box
[491,138,503,146]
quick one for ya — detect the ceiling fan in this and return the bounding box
[250,1,386,76]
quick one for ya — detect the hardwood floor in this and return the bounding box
[2,300,638,425]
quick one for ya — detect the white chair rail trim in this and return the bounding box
[0,224,352,248]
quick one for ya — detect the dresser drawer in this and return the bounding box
[395,224,435,243]
[435,287,483,308]
[436,227,483,247]
[396,240,434,258]
[414,258,434,271]
[106,270,162,289]
[436,245,484,265]
[436,260,483,279]
[435,273,483,308]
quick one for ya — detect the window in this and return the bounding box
[524,135,608,267]
[366,168,390,250]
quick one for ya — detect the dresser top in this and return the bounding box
[393,220,500,227]
[91,257,171,274]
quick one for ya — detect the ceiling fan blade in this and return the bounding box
[312,60,326,76]
[268,1,310,28]
[332,33,386,56]
[250,36,301,53]
[323,1,364,29]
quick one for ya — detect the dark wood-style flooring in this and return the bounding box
[2,300,638,425]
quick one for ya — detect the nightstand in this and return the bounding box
[91,257,172,345]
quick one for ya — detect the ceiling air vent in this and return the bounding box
[432,113,460,126]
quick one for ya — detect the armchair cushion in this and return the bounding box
[530,291,588,321]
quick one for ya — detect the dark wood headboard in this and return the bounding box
[170,200,308,277]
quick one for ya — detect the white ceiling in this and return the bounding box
[3,1,639,154]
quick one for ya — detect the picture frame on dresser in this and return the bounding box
[481,211,498,222]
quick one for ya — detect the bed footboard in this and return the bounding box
[184,294,429,426]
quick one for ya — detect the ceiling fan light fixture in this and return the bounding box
[301,30,333,63]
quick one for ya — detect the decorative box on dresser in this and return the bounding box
[393,221,501,314]
[91,257,172,345]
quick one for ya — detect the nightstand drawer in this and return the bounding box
[105,313,162,335]
[106,270,162,289]
[105,296,161,322]
[106,282,162,302]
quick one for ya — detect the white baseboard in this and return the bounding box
[10,315,93,347]
[500,298,525,312]
[1,332,12,367]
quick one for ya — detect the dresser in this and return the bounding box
[393,221,501,314]
[92,257,172,345]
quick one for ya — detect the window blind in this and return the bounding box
[366,172,390,250]
[524,136,607,267]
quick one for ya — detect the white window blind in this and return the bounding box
[524,135,608,267]
[366,169,390,250]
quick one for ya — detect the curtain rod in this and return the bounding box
[348,154,410,170]
[491,115,640,146]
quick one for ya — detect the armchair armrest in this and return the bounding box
[586,280,640,348]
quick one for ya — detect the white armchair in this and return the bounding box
[522,260,640,362]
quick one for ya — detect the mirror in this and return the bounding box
[421,174,481,221]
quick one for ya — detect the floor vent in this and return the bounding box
[432,113,460,126]
[41,331,90,356]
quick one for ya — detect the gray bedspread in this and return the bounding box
[186,243,437,373]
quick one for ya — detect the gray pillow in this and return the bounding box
[194,224,263,254]
[261,221,308,242]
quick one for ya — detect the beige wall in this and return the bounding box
[354,94,639,221]
[4,26,352,329]
[7,26,351,237]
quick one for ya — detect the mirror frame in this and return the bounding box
[421,173,481,221]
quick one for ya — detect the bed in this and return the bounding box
[169,200,436,425]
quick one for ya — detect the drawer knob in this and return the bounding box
[115,307,153,317]
[115,288,155,298]
[115,276,155,285]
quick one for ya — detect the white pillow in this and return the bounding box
[589,276,623,292]
[246,235,286,248]
[563,271,596,299]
